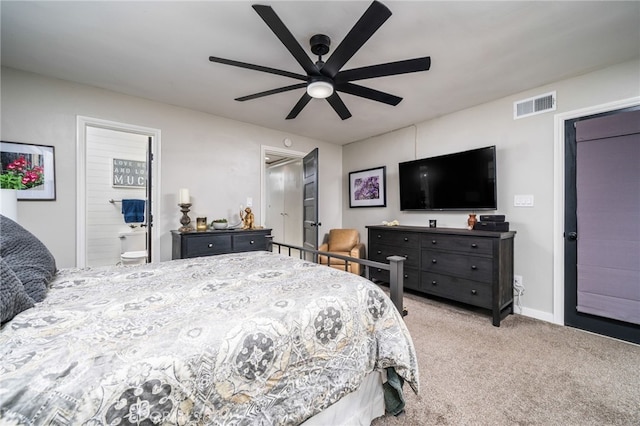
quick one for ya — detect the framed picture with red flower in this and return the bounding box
[0,141,56,200]
[349,166,386,208]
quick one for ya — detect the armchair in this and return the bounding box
[318,229,366,275]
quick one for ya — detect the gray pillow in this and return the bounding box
[1,257,35,323]
[0,215,57,302]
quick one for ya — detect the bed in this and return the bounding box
[0,215,419,425]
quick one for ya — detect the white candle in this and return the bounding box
[179,188,190,204]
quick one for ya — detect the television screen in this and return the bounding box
[399,146,497,211]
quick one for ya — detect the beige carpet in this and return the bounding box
[373,291,640,426]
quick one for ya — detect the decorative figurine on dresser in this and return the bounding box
[240,207,255,229]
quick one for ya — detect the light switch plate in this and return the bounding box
[246,197,253,207]
[514,194,534,207]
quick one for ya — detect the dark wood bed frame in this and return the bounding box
[270,240,407,316]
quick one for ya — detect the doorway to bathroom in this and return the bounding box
[76,117,161,267]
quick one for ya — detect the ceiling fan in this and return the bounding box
[209,1,431,120]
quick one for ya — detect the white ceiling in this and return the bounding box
[2,1,639,145]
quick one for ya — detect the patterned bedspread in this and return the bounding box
[0,251,419,425]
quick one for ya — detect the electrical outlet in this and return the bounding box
[514,275,523,288]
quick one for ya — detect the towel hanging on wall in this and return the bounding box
[121,199,145,223]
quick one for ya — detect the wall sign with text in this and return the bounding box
[113,158,147,188]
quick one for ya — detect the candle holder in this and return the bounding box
[196,217,208,232]
[178,203,194,232]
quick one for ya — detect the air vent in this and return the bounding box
[514,91,556,119]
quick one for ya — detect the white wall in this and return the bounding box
[343,59,640,320]
[0,67,342,267]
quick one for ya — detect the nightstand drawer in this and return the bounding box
[421,250,493,282]
[421,272,492,308]
[185,234,232,257]
[172,229,272,260]
[234,233,267,252]
[422,235,493,255]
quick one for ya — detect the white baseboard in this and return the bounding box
[517,306,556,324]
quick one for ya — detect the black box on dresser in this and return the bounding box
[473,221,510,231]
[367,225,516,326]
[479,214,506,222]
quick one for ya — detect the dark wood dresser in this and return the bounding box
[171,228,272,260]
[367,225,516,326]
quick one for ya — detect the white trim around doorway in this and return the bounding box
[76,116,162,267]
[552,96,640,325]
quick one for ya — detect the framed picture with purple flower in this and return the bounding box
[349,166,386,208]
[1,141,56,200]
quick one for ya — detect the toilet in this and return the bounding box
[119,231,148,265]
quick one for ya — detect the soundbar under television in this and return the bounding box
[399,145,497,211]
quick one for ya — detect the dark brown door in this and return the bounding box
[302,148,319,261]
[564,108,640,344]
[145,136,153,263]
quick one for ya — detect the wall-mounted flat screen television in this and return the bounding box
[399,145,497,211]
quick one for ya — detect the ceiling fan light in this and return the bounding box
[307,81,334,99]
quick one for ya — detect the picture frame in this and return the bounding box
[112,158,147,188]
[349,166,386,208]
[0,141,56,200]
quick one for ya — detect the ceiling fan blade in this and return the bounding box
[335,82,402,106]
[336,57,431,83]
[252,5,320,77]
[286,93,313,119]
[326,93,353,120]
[209,56,307,81]
[322,1,392,78]
[235,83,307,102]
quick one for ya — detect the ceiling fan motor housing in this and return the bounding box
[310,34,331,57]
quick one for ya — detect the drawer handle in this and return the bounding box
[431,259,437,264]
[431,280,438,286]
[250,240,255,244]
[377,234,381,239]
[431,240,437,245]
[471,243,478,248]
[471,289,477,295]
[404,274,409,279]
[403,255,409,259]
[471,265,477,270]
[208,243,213,248]
[376,268,382,272]
[377,250,382,255]
[404,237,408,242]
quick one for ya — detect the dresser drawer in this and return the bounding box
[370,266,420,291]
[422,235,493,255]
[369,243,419,269]
[369,230,420,248]
[234,233,267,252]
[185,234,232,257]
[421,272,492,308]
[421,250,493,282]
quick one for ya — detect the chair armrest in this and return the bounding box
[318,243,329,265]
[349,243,366,276]
[350,243,365,259]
